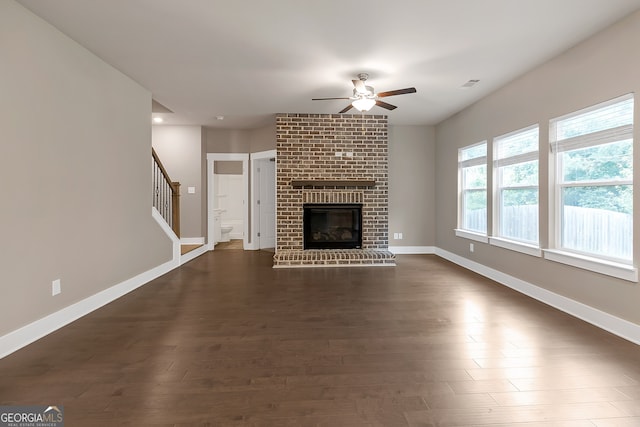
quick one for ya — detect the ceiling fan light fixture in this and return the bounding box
[352,98,376,111]
[313,74,414,113]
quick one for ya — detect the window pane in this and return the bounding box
[463,190,486,233]
[563,184,632,215]
[556,97,633,140]
[499,160,538,187]
[561,139,632,183]
[561,185,632,260]
[500,189,538,243]
[495,127,538,159]
[461,143,486,161]
[463,164,486,189]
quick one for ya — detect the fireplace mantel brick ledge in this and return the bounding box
[273,249,396,268]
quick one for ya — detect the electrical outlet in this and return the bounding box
[398,233,403,240]
[52,279,61,296]
[470,243,474,253]
[393,233,398,239]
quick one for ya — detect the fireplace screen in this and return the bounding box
[303,204,362,249]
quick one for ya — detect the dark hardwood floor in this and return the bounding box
[1,252,640,426]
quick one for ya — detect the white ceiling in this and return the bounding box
[17,0,640,129]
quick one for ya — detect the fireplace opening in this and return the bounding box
[303,204,362,249]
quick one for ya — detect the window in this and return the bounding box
[493,125,539,245]
[550,94,633,264]
[458,142,487,236]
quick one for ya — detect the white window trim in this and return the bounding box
[551,92,634,124]
[494,150,538,167]
[493,125,540,247]
[554,178,632,264]
[490,237,541,257]
[551,125,633,153]
[560,179,632,187]
[455,229,489,243]
[543,249,637,282]
[458,141,488,235]
[549,94,634,266]
[459,156,486,168]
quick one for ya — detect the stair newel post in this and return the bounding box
[171,182,180,238]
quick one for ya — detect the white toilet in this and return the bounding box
[220,224,233,242]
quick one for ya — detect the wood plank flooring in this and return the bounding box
[181,244,204,255]
[214,240,244,250]
[1,252,640,426]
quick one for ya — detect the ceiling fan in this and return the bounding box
[312,73,416,113]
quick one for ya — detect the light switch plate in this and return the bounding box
[188,186,196,194]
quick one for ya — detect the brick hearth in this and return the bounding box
[274,113,393,267]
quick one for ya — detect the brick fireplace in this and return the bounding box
[273,113,395,267]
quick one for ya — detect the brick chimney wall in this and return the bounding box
[276,113,388,251]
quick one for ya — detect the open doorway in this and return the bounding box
[206,153,249,250]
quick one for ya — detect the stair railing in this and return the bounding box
[152,148,181,237]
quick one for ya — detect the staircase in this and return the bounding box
[152,148,180,237]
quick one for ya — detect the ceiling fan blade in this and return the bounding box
[339,104,354,113]
[376,100,397,110]
[376,87,417,98]
[312,97,351,101]
[352,79,367,94]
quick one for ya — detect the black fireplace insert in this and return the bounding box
[303,204,362,249]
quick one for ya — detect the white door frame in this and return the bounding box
[249,150,277,250]
[206,153,249,250]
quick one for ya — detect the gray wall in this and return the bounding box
[152,125,204,239]
[250,122,277,153]
[435,10,640,324]
[0,1,172,336]
[205,128,252,153]
[204,122,276,154]
[389,125,436,247]
[203,122,436,249]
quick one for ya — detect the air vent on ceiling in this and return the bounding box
[461,79,480,88]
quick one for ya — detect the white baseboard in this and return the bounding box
[180,245,208,264]
[180,237,205,245]
[152,207,181,262]
[4,238,638,358]
[389,246,435,254]
[0,257,178,359]
[0,208,182,359]
[435,247,640,345]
